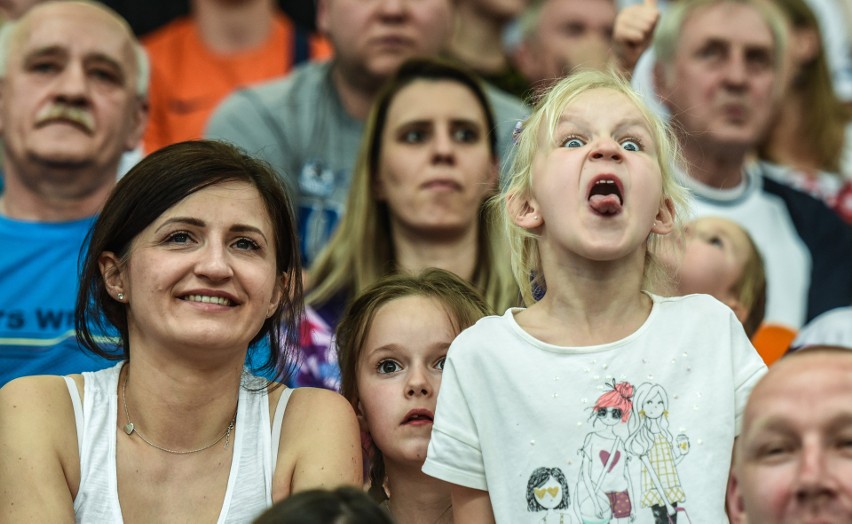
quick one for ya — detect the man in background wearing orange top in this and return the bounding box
[142,0,331,154]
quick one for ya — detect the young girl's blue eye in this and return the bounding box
[563,137,585,148]
[377,360,402,374]
[435,357,446,371]
[621,139,641,152]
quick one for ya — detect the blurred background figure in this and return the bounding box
[656,217,766,338]
[0,0,148,386]
[445,0,530,98]
[650,0,852,355]
[254,487,393,524]
[142,0,331,154]
[512,0,616,96]
[296,58,518,390]
[206,0,527,266]
[0,0,41,20]
[788,306,852,353]
[757,0,852,223]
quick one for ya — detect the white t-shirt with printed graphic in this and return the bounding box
[423,293,766,524]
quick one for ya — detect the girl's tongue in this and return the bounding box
[589,194,623,215]
[588,179,624,215]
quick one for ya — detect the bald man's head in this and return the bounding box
[729,347,852,523]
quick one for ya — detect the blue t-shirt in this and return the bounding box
[0,215,113,386]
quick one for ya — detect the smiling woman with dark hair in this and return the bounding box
[0,140,362,522]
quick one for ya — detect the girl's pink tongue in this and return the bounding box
[589,194,623,215]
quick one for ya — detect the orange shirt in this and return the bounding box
[142,12,331,154]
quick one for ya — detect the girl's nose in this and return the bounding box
[405,365,433,397]
[589,137,623,162]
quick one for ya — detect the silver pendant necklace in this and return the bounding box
[122,369,237,455]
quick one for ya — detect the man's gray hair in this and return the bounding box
[653,0,788,77]
[0,2,149,98]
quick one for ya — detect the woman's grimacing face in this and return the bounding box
[101,181,282,355]
[355,295,455,466]
[375,79,497,239]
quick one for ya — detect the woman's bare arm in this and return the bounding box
[272,387,362,501]
[0,375,78,522]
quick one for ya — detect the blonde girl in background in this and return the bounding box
[422,70,766,523]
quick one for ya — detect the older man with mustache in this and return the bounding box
[0,0,147,386]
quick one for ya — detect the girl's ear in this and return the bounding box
[651,197,675,235]
[507,190,542,230]
[354,399,370,434]
[723,295,748,326]
[99,251,127,301]
[726,467,748,524]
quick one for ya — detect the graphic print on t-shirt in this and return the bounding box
[575,380,636,523]
[526,466,571,523]
[624,382,689,524]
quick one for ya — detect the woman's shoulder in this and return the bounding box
[284,386,354,423]
[0,374,76,410]
[0,374,81,498]
[274,387,361,497]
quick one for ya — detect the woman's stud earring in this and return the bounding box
[117,293,125,301]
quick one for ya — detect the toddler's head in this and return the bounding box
[659,216,766,337]
[500,69,689,304]
[336,269,492,501]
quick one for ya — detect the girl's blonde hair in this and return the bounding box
[497,69,690,305]
[335,269,493,501]
[307,58,519,313]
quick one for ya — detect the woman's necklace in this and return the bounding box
[383,499,453,523]
[121,370,238,455]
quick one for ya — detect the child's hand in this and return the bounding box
[612,0,660,75]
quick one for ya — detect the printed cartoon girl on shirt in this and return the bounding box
[527,467,572,523]
[575,380,636,523]
[626,383,689,524]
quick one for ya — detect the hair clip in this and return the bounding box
[512,120,524,145]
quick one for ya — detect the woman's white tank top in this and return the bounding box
[64,362,293,523]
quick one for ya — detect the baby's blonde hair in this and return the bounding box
[496,69,690,305]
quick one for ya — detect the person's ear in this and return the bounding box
[653,62,675,110]
[507,190,542,230]
[651,197,675,235]
[316,0,331,37]
[726,467,748,523]
[267,273,287,318]
[124,95,149,152]
[354,398,369,434]
[512,40,539,81]
[99,251,127,302]
[793,27,820,65]
[723,295,748,326]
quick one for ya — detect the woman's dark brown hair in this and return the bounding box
[75,140,303,381]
